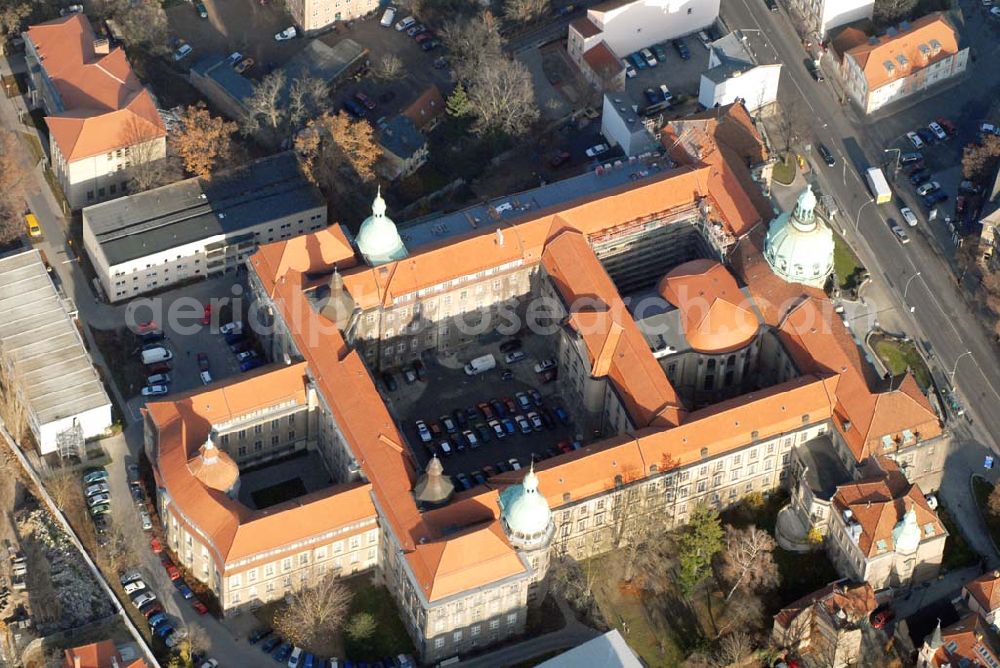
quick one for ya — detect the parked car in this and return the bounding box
[639,48,657,67]
[527,412,544,431]
[673,39,690,60]
[621,59,637,78]
[817,144,835,167]
[916,181,940,197]
[234,57,254,74]
[194,1,208,17]
[936,117,957,135]
[420,39,440,51]
[84,482,110,497]
[140,510,153,531]
[534,358,557,373]
[504,351,526,364]
[916,128,936,144]
[515,415,532,434]
[173,43,193,61]
[355,91,376,110]
[653,44,668,61]
[219,321,242,335]
[499,339,522,353]
[124,580,146,595]
[274,26,298,40]
[240,358,264,372]
[489,420,506,439]
[87,493,111,508]
[890,221,910,244]
[909,170,930,186]
[131,592,157,609]
[120,569,143,585]
[585,143,609,158]
[928,121,947,141]
[659,84,673,104]
[906,131,924,149]
[415,420,432,443]
[871,608,895,629]
[644,87,661,105]
[549,151,571,168]
[83,468,108,485]
[150,537,163,553]
[629,52,647,70]
[900,207,918,227]
[249,628,274,644]
[381,371,398,391]
[141,384,168,397]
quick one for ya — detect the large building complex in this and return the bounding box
[785,0,874,36]
[0,250,112,457]
[835,14,968,115]
[287,0,379,35]
[23,14,167,209]
[82,152,327,302]
[145,107,948,663]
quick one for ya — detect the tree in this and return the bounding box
[716,631,755,666]
[714,592,764,639]
[240,70,288,142]
[344,612,376,642]
[962,135,1000,184]
[92,0,168,55]
[374,54,404,81]
[287,76,330,131]
[0,130,29,246]
[294,112,382,197]
[988,481,1000,518]
[505,0,548,24]
[872,0,918,27]
[273,574,353,649]
[172,105,238,179]
[0,352,28,445]
[717,525,779,601]
[446,83,472,118]
[0,1,30,48]
[677,504,723,600]
[806,526,824,547]
[120,114,170,193]
[466,57,539,137]
[441,11,504,81]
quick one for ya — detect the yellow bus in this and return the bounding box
[25,213,41,238]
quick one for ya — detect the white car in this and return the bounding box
[140,510,153,531]
[141,384,169,397]
[508,458,521,471]
[534,358,557,373]
[219,321,242,335]
[621,59,637,78]
[199,660,219,668]
[131,592,156,609]
[199,370,212,385]
[173,43,193,61]
[123,580,146,595]
[906,131,924,149]
[992,6,1000,17]
[916,181,940,197]
[395,16,416,31]
[585,143,609,158]
[928,122,947,140]
[146,373,170,386]
[890,222,910,244]
[640,48,657,67]
[119,569,143,585]
[982,123,999,136]
[274,26,298,41]
[88,493,111,507]
[984,0,993,6]
[900,207,918,227]
[415,420,432,443]
[288,647,303,668]
[85,482,110,497]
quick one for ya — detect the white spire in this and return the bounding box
[523,462,539,493]
[372,184,387,218]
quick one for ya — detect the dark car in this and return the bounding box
[554,405,570,425]
[453,409,467,428]
[916,127,936,144]
[421,39,440,51]
[261,636,282,653]
[490,399,507,417]
[355,91,376,110]
[273,643,293,662]
[250,628,273,644]
[936,117,957,135]
[138,330,165,344]
[922,191,948,208]
[471,471,487,486]
[817,143,835,167]
[476,423,491,443]
[343,99,366,118]
[764,0,778,10]
[495,460,511,473]
[240,358,264,372]
[549,151,571,168]
[673,39,690,60]
[197,352,210,372]
[145,361,171,374]
[909,170,930,186]
[903,160,926,175]
[644,88,661,105]
[224,331,245,345]
[380,371,398,391]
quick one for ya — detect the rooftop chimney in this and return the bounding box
[93,38,110,55]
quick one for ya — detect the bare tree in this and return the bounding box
[0,352,28,445]
[0,1,30,53]
[120,114,170,193]
[0,130,29,246]
[288,77,330,131]
[273,573,353,650]
[717,525,780,601]
[548,553,599,614]
[374,54,404,81]
[240,71,288,142]
[92,0,168,55]
[716,631,755,666]
[505,0,548,24]
[714,592,765,639]
[962,135,1000,183]
[872,0,918,27]
[466,57,539,137]
[441,11,504,80]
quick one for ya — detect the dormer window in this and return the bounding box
[929,39,942,56]
[895,54,908,69]
[883,60,895,75]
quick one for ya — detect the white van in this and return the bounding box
[141,347,173,365]
[380,7,396,27]
[463,354,496,376]
[395,16,416,31]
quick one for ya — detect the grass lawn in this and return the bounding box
[872,336,932,389]
[250,478,307,509]
[834,235,866,293]
[973,477,1000,552]
[937,505,979,571]
[772,154,796,185]
[20,132,43,163]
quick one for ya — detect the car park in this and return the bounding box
[900,207,918,227]
[817,144,835,167]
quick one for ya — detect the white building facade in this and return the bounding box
[787,0,874,35]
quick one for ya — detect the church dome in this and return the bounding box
[764,184,834,288]
[658,259,759,354]
[499,466,553,549]
[187,434,239,495]
[356,186,408,266]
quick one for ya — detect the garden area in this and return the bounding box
[870,333,932,390]
[833,235,867,295]
[772,154,797,185]
[973,476,1000,553]
[253,575,414,662]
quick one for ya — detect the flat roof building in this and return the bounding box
[0,249,111,457]
[82,152,327,302]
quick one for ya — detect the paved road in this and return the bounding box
[722,0,1000,448]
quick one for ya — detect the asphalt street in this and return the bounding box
[721,0,1000,454]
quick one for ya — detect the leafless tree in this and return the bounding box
[505,0,548,24]
[441,11,504,80]
[872,0,918,27]
[119,114,170,193]
[374,54,404,81]
[548,553,598,612]
[241,71,288,142]
[273,573,353,650]
[0,1,30,52]
[92,0,168,55]
[717,525,780,601]
[288,77,330,131]
[714,592,765,639]
[0,130,29,246]
[466,57,539,137]
[0,352,28,446]
[715,631,756,666]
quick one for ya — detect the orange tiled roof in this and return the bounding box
[570,16,601,38]
[583,42,624,80]
[844,13,960,91]
[252,226,356,294]
[928,613,1000,667]
[402,85,445,132]
[832,461,944,558]
[145,363,379,566]
[26,15,165,161]
[659,259,759,354]
[773,580,876,629]
[965,570,1000,614]
[62,640,147,668]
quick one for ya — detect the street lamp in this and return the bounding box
[883,148,901,178]
[950,350,973,382]
[903,271,921,312]
[854,198,875,231]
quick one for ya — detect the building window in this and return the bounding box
[434,638,445,649]
[506,613,517,625]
